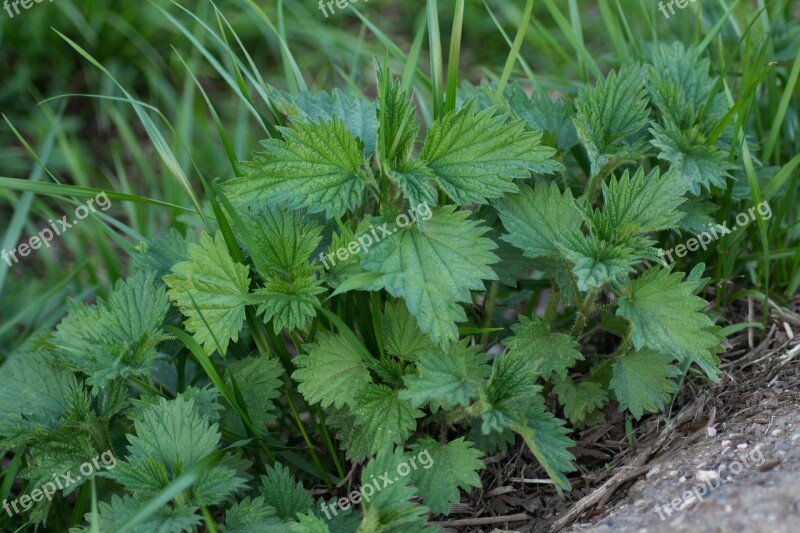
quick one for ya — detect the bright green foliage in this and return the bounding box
[348,385,423,459]
[290,513,331,533]
[573,65,650,178]
[482,349,540,432]
[133,228,191,279]
[381,300,436,360]
[386,160,438,212]
[650,121,733,194]
[361,206,499,345]
[408,438,484,515]
[616,268,721,380]
[110,395,249,505]
[601,167,686,234]
[243,208,324,333]
[420,99,561,205]
[53,271,171,390]
[229,117,371,219]
[274,88,379,156]
[505,82,579,150]
[511,396,577,491]
[400,340,490,409]
[495,181,583,262]
[259,463,313,521]
[502,316,583,381]
[377,67,420,170]
[610,349,681,419]
[222,496,281,532]
[358,447,430,532]
[222,356,284,437]
[71,495,203,533]
[293,332,373,409]
[165,231,250,355]
[560,230,638,291]
[553,378,608,426]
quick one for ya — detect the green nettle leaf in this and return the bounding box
[133,228,191,280]
[495,181,583,262]
[610,349,681,419]
[408,438,484,515]
[400,340,490,409]
[222,356,284,437]
[381,300,436,360]
[361,205,499,346]
[259,463,313,521]
[290,513,331,533]
[560,230,639,291]
[386,160,438,210]
[505,82,579,150]
[601,167,687,234]
[292,332,373,409]
[553,378,609,426]
[650,122,734,195]
[358,447,430,533]
[276,88,379,156]
[109,395,248,505]
[222,496,281,533]
[71,495,203,533]
[244,207,323,275]
[502,316,584,381]
[647,42,725,126]
[420,99,562,205]
[511,396,576,491]
[377,67,420,169]
[348,385,423,461]
[164,231,250,356]
[616,267,721,380]
[482,349,540,433]
[228,117,371,219]
[573,65,650,178]
[53,271,171,390]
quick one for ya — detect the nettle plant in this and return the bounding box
[0,43,735,531]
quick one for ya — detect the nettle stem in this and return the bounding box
[570,287,600,338]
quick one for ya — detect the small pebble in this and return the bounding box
[707,426,718,437]
[737,443,749,449]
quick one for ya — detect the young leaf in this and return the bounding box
[600,167,687,234]
[420,99,561,205]
[275,88,379,156]
[616,268,721,380]
[381,300,436,360]
[228,117,370,219]
[222,356,284,437]
[400,340,490,409]
[222,496,281,532]
[292,332,373,409]
[502,316,583,381]
[377,66,420,169]
[165,231,250,356]
[109,395,249,505]
[259,463,313,521]
[506,82,579,150]
[511,396,576,491]
[358,447,429,532]
[349,385,423,459]
[361,206,499,346]
[494,181,583,262]
[610,349,681,419]
[53,271,171,390]
[573,65,650,178]
[553,378,608,426]
[408,437,484,515]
